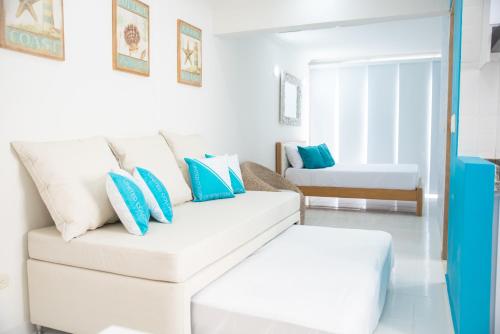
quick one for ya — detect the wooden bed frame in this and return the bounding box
[276,142,423,216]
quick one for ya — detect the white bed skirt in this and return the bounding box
[192,225,394,334]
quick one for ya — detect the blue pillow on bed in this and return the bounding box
[318,144,335,167]
[298,144,335,169]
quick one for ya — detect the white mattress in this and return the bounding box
[28,191,299,283]
[192,225,393,334]
[285,164,419,190]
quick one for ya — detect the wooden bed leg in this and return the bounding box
[416,188,423,217]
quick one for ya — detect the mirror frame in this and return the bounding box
[280,71,302,126]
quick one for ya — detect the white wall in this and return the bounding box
[209,0,449,34]
[459,0,500,158]
[459,63,500,158]
[0,1,240,333]
[214,34,308,169]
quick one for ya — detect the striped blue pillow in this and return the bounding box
[205,154,246,194]
[185,156,235,202]
[133,167,173,224]
[106,170,150,236]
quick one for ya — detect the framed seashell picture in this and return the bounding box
[177,19,202,87]
[112,0,149,76]
[0,0,65,60]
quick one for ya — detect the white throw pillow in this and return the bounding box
[108,135,193,205]
[285,144,304,169]
[160,131,208,182]
[12,137,120,241]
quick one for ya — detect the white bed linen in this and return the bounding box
[285,164,419,190]
[191,225,393,334]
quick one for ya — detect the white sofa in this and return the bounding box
[28,191,299,334]
[14,134,301,334]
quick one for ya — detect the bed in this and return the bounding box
[276,142,423,216]
[192,225,394,334]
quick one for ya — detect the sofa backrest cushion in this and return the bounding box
[108,135,193,205]
[160,131,208,183]
[12,137,120,241]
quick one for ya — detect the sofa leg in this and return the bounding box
[34,325,44,334]
[416,188,423,217]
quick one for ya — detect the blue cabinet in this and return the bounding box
[447,157,495,333]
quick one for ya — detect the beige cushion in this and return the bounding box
[13,137,119,241]
[108,135,193,205]
[28,191,300,282]
[160,131,208,182]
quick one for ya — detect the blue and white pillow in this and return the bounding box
[106,169,150,236]
[205,154,246,194]
[184,156,235,202]
[133,167,173,224]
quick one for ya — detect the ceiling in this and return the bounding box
[274,16,445,62]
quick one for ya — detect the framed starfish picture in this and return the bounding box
[177,19,202,87]
[113,0,150,76]
[0,0,65,60]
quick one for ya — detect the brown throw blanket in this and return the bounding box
[240,161,305,224]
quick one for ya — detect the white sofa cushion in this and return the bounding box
[28,191,300,283]
[108,135,193,205]
[160,131,208,182]
[13,137,120,241]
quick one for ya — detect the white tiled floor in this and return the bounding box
[305,202,455,334]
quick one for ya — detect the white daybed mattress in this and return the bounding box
[191,225,393,334]
[285,164,419,190]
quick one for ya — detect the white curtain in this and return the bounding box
[309,58,442,209]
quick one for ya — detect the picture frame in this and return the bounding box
[177,19,202,87]
[112,0,150,76]
[0,0,65,60]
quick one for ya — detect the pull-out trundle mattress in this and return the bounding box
[192,225,393,334]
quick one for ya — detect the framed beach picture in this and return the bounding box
[177,19,202,87]
[113,0,150,76]
[0,0,65,60]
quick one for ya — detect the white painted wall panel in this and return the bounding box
[338,66,368,164]
[367,64,398,164]
[310,68,338,153]
[398,62,432,188]
[430,61,443,194]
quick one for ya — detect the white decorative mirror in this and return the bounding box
[280,71,302,126]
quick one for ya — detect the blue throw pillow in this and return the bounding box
[298,144,336,169]
[185,156,235,202]
[318,143,335,167]
[106,170,150,236]
[133,167,173,224]
[298,145,327,169]
[205,154,246,194]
